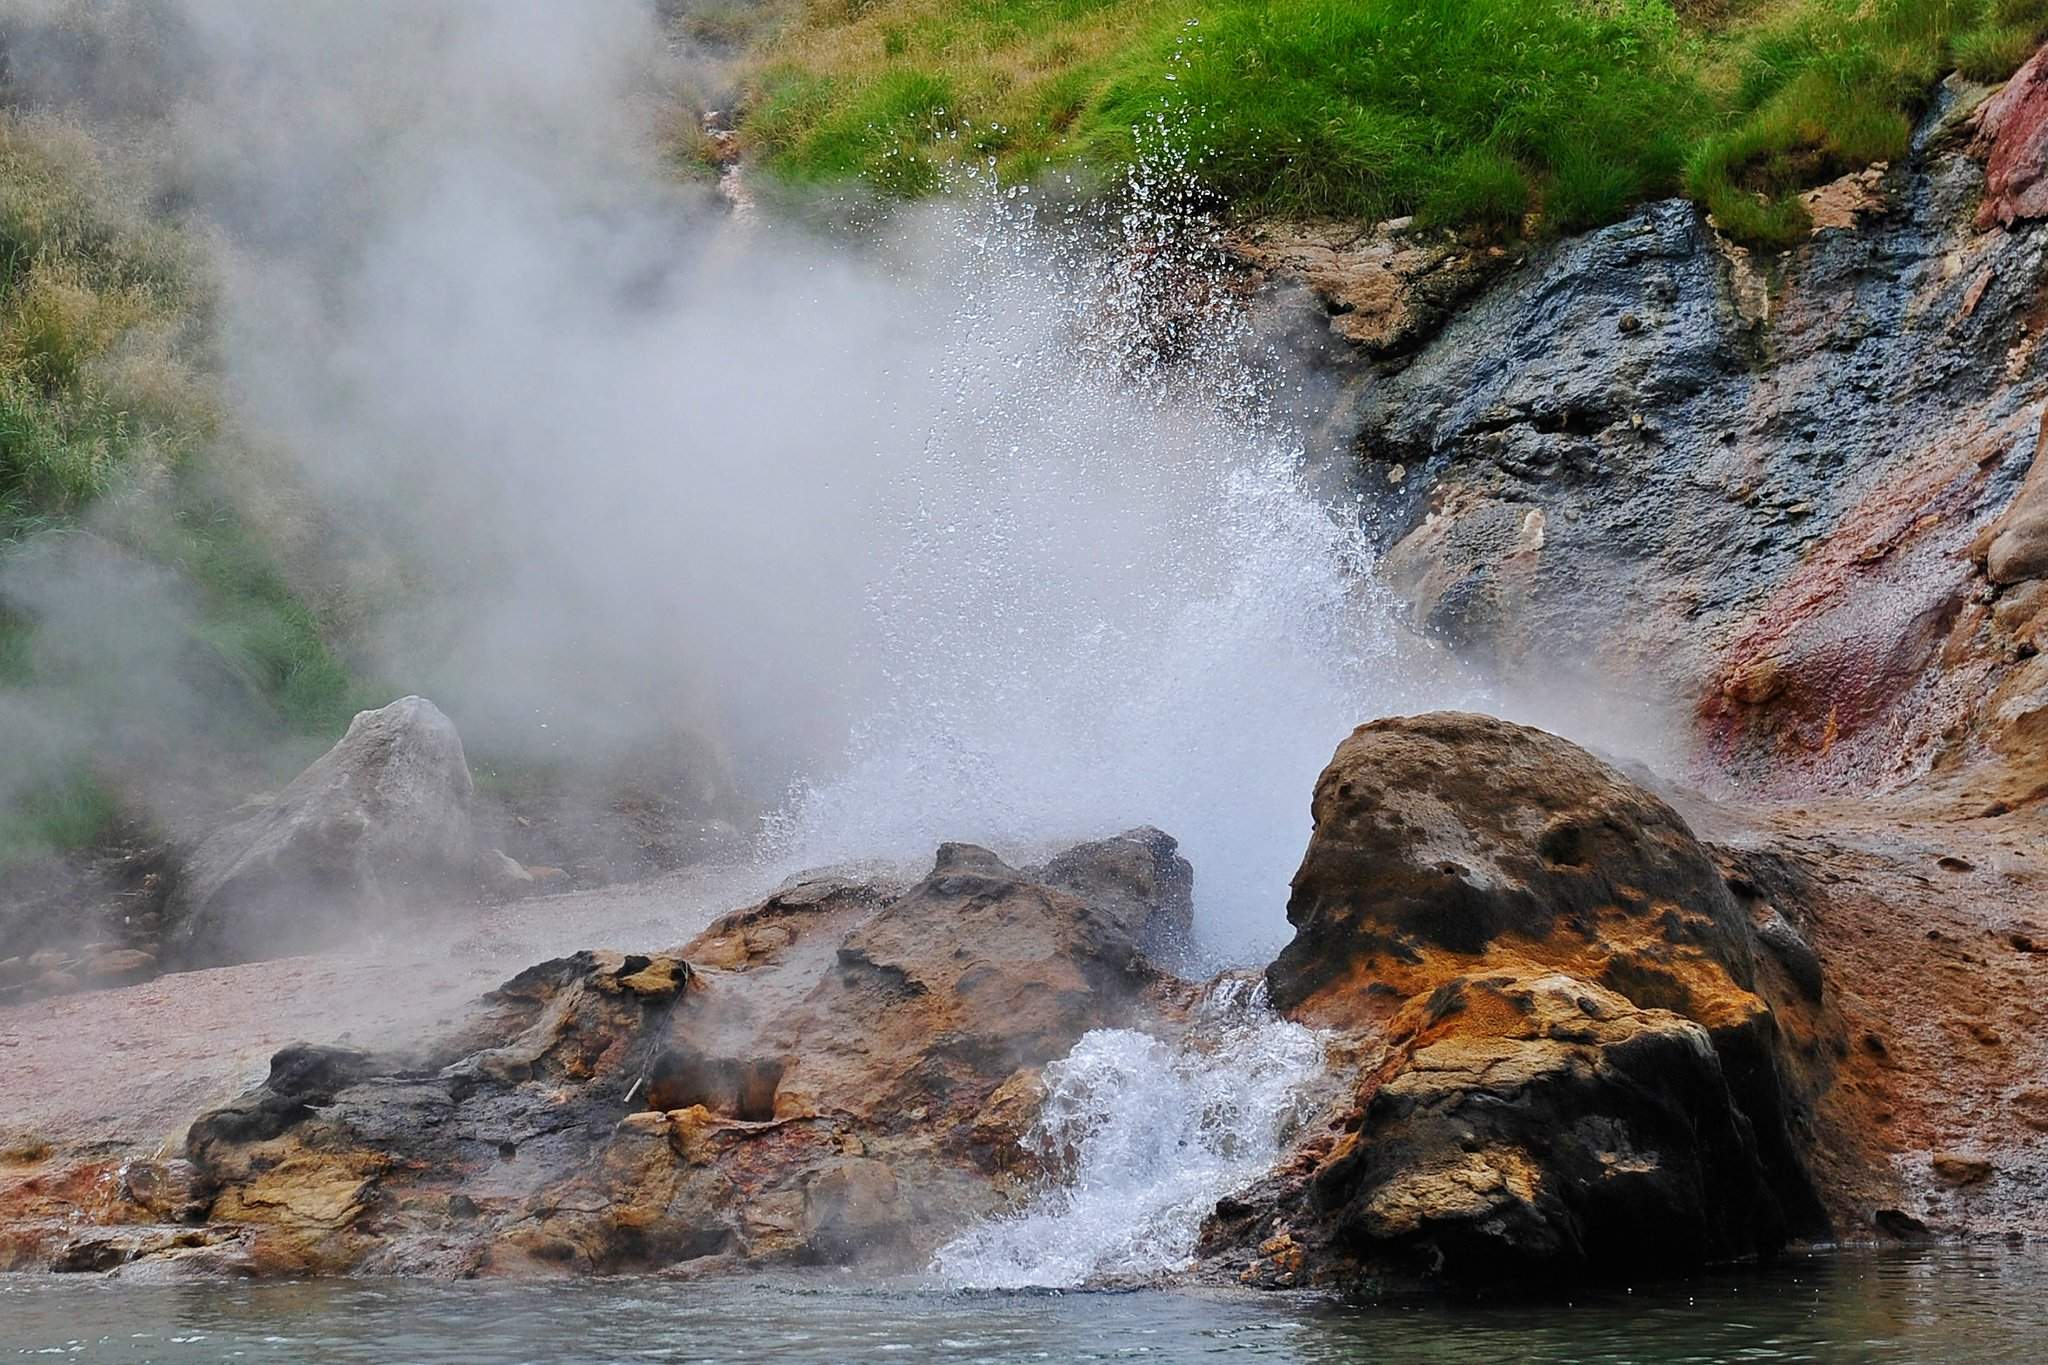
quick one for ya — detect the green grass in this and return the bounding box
[1954,0,2048,78]
[1083,0,1702,231]
[737,0,2036,245]
[0,108,362,738]
[0,113,203,532]
[0,768,120,865]
[167,496,368,737]
[1686,0,1986,246]
[0,107,371,872]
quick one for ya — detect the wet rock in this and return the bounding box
[1269,712,1763,1026]
[800,1158,907,1265]
[1875,1208,1932,1239]
[1035,825,1195,963]
[1329,93,2048,797]
[761,842,1160,1135]
[167,697,478,966]
[1307,973,1783,1280]
[186,1044,381,1157]
[117,1159,206,1224]
[1214,713,1820,1287]
[680,874,895,971]
[160,837,1182,1277]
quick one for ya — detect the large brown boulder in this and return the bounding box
[1217,712,1820,1286]
[168,696,478,965]
[154,837,1187,1278]
[1270,712,1761,1030]
[1285,972,1783,1280]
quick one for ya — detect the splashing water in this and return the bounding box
[932,981,1325,1289]
[769,144,1471,964]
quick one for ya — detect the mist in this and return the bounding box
[6,0,1505,962]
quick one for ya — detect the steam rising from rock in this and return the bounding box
[6,0,1482,960]
[765,170,1456,958]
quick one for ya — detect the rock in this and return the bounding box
[1799,164,1888,233]
[167,697,478,965]
[482,848,535,890]
[1035,825,1195,963]
[78,947,155,985]
[1305,972,1784,1280]
[759,842,1160,1135]
[1269,712,1762,1028]
[160,836,1182,1277]
[1875,1208,1932,1239]
[1752,909,1824,1004]
[116,1159,206,1223]
[1212,713,1820,1287]
[1330,91,2048,797]
[1931,1153,1994,1187]
[1229,217,1506,356]
[1975,44,2048,229]
[1980,420,2048,584]
[800,1158,906,1265]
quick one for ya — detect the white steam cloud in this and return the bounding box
[15,0,1498,961]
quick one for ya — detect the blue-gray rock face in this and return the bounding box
[1309,83,2048,794]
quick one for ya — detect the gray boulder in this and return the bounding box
[169,696,477,964]
[1035,825,1195,964]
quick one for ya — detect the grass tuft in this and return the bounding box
[0,768,120,865]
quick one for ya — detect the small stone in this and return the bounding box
[1931,1153,1994,1187]
[484,849,534,887]
[80,948,156,984]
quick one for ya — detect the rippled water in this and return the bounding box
[4,1249,2044,1362]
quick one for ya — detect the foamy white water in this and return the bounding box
[933,981,1325,1289]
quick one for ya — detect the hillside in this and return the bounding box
[738,0,2046,244]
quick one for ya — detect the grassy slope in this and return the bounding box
[741,0,2047,245]
[0,111,367,866]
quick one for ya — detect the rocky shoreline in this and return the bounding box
[6,35,2048,1303]
[3,699,2043,1288]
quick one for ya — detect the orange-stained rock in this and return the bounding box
[1210,713,1823,1286]
[1300,973,1783,1280]
[1269,712,1764,1038]
[115,838,1190,1279]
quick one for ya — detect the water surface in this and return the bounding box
[4,1248,2042,1362]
